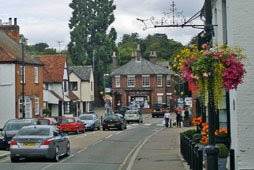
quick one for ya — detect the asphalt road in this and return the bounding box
[0,116,165,170]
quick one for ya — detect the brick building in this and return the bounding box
[0,18,43,127]
[111,49,175,110]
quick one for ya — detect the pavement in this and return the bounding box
[131,126,192,170]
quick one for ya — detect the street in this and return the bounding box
[0,115,186,170]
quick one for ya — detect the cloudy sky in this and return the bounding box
[0,0,204,50]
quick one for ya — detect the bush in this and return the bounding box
[181,129,196,139]
[192,133,203,143]
[216,143,229,158]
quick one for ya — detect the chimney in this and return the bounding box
[0,18,20,43]
[136,44,141,62]
[149,51,157,64]
[112,51,117,71]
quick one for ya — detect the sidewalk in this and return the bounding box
[0,150,9,159]
[131,126,192,170]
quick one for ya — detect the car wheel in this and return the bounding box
[97,126,101,130]
[53,146,60,162]
[152,115,155,118]
[66,142,70,156]
[103,128,106,131]
[10,156,19,163]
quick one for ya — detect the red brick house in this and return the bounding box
[111,49,176,110]
[0,18,43,127]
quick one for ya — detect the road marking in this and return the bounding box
[105,134,112,139]
[92,140,103,146]
[156,124,163,127]
[126,128,163,170]
[144,124,151,126]
[115,131,122,135]
[77,147,88,153]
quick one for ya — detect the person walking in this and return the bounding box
[164,112,171,128]
[184,107,190,127]
[176,111,182,127]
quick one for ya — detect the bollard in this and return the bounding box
[197,148,203,170]
[230,149,235,170]
[194,145,199,170]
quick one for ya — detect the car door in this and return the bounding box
[53,128,65,155]
[76,118,83,131]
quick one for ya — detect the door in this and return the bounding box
[58,101,62,116]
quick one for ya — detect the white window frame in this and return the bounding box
[157,75,163,87]
[166,75,171,87]
[35,97,39,115]
[34,67,39,84]
[20,65,25,84]
[157,93,163,104]
[127,75,135,87]
[19,97,31,118]
[142,75,150,87]
[115,75,120,88]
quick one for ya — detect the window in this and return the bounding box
[64,102,70,114]
[64,80,68,92]
[69,82,78,91]
[115,76,120,87]
[34,67,38,84]
[19,97,31,118]
[44,83,49,90]
[127,75,135,87]
[157,75,163,87]
[166,75,171,87]
[91,81,93,91]
[35,97,39,115]
[20,65,25,84]
[157,93,163,104]
[142,75,150,87]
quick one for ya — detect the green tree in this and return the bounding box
[68,0,116,89]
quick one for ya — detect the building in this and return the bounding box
[111,48,175,110]
[38,54,72,117]
[212,1,254,169]
[0,18,43,127]
[68,65,94,114]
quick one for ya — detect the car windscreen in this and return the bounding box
[4,121,33,131]
[17,128,50,136]
[38,119,50,125]
[62,118,75,123]
[126,111,137,114]
[105,115,118,120]
[79,115,93,120]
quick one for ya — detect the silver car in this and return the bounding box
[10,125,70,162]
[125,110,144,123]
[79,114,100,131]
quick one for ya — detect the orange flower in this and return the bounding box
[215,128,228,138]
[200,135,209,144]
[192,116,202,126]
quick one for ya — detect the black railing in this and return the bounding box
[180,135,203,170]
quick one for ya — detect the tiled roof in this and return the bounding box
[111,57,171,76]
[38,54,67,83]
[0,32,42,65]
[68,91,79,101]
[68,65,92,81]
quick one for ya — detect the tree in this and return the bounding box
[68,0,116,89]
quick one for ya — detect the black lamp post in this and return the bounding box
[21,41,25,119]
[204,0,219,169]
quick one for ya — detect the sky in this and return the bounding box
[0,0,204,51]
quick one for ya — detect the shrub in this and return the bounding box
[216,143,229,158]
[192,133,203,143]
[181,129,197,139]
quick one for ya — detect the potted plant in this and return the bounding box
[216,143,229,170]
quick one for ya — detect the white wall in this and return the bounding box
[213,0,254,169]
[0,64,16,128]
[81,71,94,102]
[69,72,81,99]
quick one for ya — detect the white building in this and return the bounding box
[38,54,72,117]
[212,0,254,169]
[68,65,94,114]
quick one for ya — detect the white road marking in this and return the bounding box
[115,131,122,135]
[105,134,113,139]
[144,124,151,126]
[156,124,163,127]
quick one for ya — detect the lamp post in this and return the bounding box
[204,0,219,169]
[21,41,25,119]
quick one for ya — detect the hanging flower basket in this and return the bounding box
[172,45,246,107]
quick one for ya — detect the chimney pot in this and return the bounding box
[14,18,17,25]
[9,18,12,25]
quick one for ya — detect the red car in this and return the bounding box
[38,117,62,131]
[59,117,85,134]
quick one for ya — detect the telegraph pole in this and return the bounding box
[21,41,25,119]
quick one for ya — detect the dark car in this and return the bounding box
[0,119,38,150]
[151,103,167,118]
[10,125,70,162]
[102,114,127,131]
[114,106,130,116]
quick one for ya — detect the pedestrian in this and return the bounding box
[184,107,190,127]
[176,111,182,127]
[164,112,171,128]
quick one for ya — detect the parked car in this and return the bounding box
[59,117,85,134]
[102,114,126,131]
[115,114,127,126]
[10,125,70,162]
[114,106,130,116]
[79,114,100,131]
[38,117,63,132]
[151,103,167,118]
[0,119,38,150]
[124,110,143,123]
